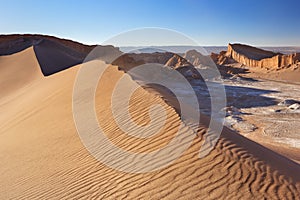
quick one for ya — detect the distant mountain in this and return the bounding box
[120,46,300,55]
[121,47,168,54]
[261,47,300,55]
[120,46,225,55]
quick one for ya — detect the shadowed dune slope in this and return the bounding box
[33,39,86,75]
[33,39,122,76]
[0,48,300,199]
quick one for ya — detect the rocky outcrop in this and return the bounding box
[165,53,190,68]
[112,52,201,79]
[212,51,237,65]
[225,43,300,69]
[183,50,215,67]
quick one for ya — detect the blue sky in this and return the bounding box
[1,0,300,46]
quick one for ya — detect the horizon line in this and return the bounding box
[1,33,300,48]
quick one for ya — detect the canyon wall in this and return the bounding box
[226,43,300,68]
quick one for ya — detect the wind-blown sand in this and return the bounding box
[0,47,300,199]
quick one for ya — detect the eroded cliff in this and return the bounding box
[224,43,300,69]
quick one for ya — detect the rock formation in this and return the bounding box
[223,43,300,69]
[183,49,215,67]
[212,51,237,65]
[112,52,202,79]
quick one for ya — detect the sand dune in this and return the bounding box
[0,34,122,76]
[0,47,42,98]
[0,47,300,199]
[0,34,95,56]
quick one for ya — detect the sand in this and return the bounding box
[0,47,300,199]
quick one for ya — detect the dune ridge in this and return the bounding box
[0,47,299,199]
[0,34,122,76]
[0,34,95,56]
